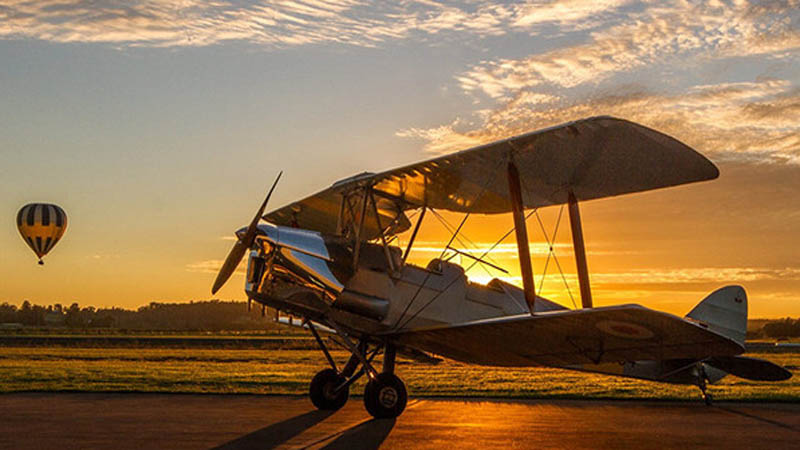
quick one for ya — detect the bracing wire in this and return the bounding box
[429,208,502,268]
[533,205,577,309]
[390,208,473,329]
[391,157,505,330]
[395,208,538,331]
[429,209,496,278]
[535,205,563,290]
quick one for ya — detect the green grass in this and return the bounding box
[0,346,798,401]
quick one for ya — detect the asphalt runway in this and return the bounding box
[1,394,799,449]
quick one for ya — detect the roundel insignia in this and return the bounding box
[596,320,655,340]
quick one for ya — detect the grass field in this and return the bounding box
[1,345,798,402]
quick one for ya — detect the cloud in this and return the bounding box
[394,3,798,162]
[592,267,800,284]
[186,259,245,275]
[465,266,800,290]
[407,241,631,258]
[0,0,634,48]
[457,0,800,98]
[398,78,800,163]
[510,0,631,30]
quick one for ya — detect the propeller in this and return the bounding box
[212,171,283,295]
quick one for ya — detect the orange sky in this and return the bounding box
[4,159,798,318]
[1,1,798,319]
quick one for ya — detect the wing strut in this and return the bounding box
[568,192,593,308]
[507,161,536,314]
[368,189,396,273]
[403,206,426,264]
[352,187,370,270]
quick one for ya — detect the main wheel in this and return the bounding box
[309,368,349,410]
[703,392,713,406]
[363,373,407,419]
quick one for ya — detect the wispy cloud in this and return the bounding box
[406,241,633,258]
[399,78,800,163]
[186,259,245,275]
[510,0,631,30]
[0,0,631,48]
[593,267,800,284]
[397,1,799,163]
[458,0,799,97]
[467,266,800,288]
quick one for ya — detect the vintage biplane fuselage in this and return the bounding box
[212,117,792,419]
[241,222,564,337]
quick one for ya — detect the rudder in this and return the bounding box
[686,285,747,346]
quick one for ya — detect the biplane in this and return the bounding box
[212,116,791,418]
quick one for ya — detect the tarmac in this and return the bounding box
[1,393,799,449]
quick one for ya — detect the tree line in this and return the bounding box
[0,300,283,331]
[2,300,800,337]
[751,318,800,339]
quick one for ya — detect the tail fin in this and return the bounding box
[686,285,747,346]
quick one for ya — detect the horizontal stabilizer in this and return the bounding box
[707,356,793,381]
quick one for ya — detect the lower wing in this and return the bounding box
[393,305,744,367]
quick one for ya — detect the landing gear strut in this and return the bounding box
[306,321,407,418]
[699,379,713,406]
[696,363,713,406]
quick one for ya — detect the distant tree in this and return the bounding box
[0,303,18,323]
[17,300,43,326]
[89,314,114,328]
[31,304,46,326]
[763,318,800,339]
[65,303,85,327]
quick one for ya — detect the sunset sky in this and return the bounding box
[1,0,798,318]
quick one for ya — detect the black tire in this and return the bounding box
[704,393,713,406]
[363,373,407,419]
[309,368,349,410]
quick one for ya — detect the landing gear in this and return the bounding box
[696,363,713,406]
[309,368,349,410]
[306,320,408,418]
[364,372,407,418]
[698,376,713,406]
[364,343,407,418]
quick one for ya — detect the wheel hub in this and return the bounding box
[378,386,398,408]
[323,382,337,400]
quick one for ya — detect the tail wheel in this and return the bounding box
[364,373,407,419]
[309,368,349,410]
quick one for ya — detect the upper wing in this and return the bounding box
[392,305,744,367]
[265,116,718,238]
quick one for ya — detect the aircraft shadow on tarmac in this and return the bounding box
[213,409,395,450]
[715,405,800,432]
[319,417,396,450]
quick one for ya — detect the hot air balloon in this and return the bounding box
[16,203,68,265]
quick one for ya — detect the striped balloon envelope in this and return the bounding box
[16,203,68,265]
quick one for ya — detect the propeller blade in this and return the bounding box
[211,171,283,295]
[212,240,248,295]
